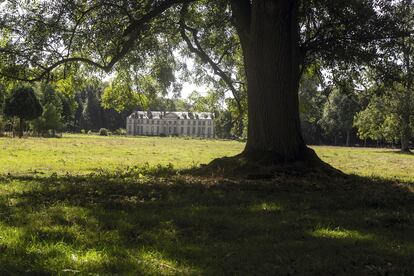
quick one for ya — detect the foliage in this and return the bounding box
[99,128,109,136]
[0,0,410,156]
[3,86,42,121]
[32,103,63,136]
[113,128,127,136]
[354,84,414,144]
[101,71,149,113]
[299,68,328,144]
[319,88,360,145]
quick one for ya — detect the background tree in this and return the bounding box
[298,68,328,145]
[32,103,63,136]
[3,86,42,137]
[0,0,406,170]
[319,88,360,146]
[354,83,414,149]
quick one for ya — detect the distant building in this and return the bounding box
[127,111,215,138]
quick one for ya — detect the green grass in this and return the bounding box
[0,134,244,174]
[0,134,413,275]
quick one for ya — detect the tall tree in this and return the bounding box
[0,0,405,170]
[319,87,360,146]
[354,83,414,148]
[3,86,42,137]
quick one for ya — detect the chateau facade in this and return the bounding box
[127,111,215,138]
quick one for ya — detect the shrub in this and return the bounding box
[87,130,93,135]
[99,128,108,136]
[80,129,86,134]
[113,128,126,135]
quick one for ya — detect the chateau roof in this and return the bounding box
[128,111,214,120]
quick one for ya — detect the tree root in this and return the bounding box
[188,147,343,179]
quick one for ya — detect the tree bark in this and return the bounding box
[233,0,311,163]
[18,117,24,138]
[401,113,410,152]
[401,132,410,152]
[346,130,351,147]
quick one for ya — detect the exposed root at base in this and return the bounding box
[187,148,343,179]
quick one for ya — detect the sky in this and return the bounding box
[178,82,208,99]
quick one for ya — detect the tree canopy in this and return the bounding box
[3,85,42,137]
[0,0,412,167]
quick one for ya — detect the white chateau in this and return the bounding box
[127,111,215,138]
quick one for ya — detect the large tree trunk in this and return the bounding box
[236,0,311,163]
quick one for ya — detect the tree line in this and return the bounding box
[0,0,413,166]
[1,68,411,149]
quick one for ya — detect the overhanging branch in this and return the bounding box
[179,3,243,116]
[1,0,195,82]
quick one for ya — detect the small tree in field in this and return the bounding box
[4,86,42,138]
[32,103,63,137]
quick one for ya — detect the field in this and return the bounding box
[0,134,413,275]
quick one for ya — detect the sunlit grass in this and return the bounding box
[0,134,412,274]
[311,226,373,240]
[1,134,414,181]
[0,134,244,175]
[313,146,414,182]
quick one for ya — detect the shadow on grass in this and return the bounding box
[0,169,413,275]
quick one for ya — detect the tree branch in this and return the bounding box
[1,0,194,81]
[179,3,243,116]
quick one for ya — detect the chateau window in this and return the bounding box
[146,119,149,124]
[208,120,211,125]
[157,121,160,125]
[181,127,184,134]
[187,127,190,133]
[193,121,196,125]
[173,127,176,133]
[157,126,159,133]
[202,121,205,126]
[181,121,184,125]
[192,127,195,134]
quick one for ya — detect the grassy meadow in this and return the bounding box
[0,134,413,275]
[1,134,413,181]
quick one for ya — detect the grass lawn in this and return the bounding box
[0,134,413,275]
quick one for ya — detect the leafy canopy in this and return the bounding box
[4,86,42,121]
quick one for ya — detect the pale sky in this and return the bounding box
[179,82,208,99]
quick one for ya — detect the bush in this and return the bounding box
[113,128,126,135]
[99,128,108,136]
[80,129,86,134]
[87,130,93,135]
